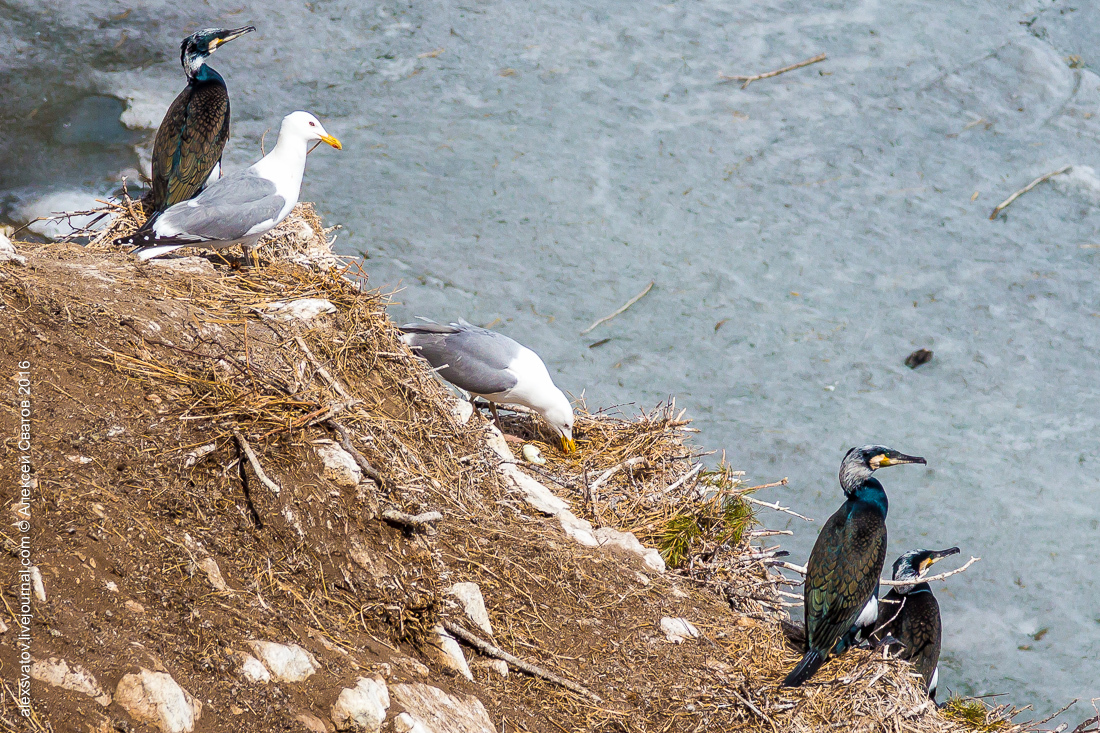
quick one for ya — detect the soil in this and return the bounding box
[0,232,1016,733]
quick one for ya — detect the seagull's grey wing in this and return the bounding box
[403,324,520,395]
[154,170,285,242]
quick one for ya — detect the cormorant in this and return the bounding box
[872,547,959,700]
[399,319,577,453]
[782,445,926,687]
[116,111,341,267]
[148,26,256,217]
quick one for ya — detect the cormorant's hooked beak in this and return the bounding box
[919,547,960,575]
[319,134,342,150]
[210,25,256,50]
[559,435,577,454]
[870,451,926,470]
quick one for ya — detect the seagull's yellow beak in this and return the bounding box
[560,435,577,454]
[320,134,342,150]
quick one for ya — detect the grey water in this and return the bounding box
[3,0,1098,717]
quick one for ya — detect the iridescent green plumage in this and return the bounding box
[783,445,926,687]
[148,26,255,216]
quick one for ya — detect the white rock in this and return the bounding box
[237,653,271,683]
[331,676,390,732]
[448,583,493,637]
[246,641,320,682]
[660,617,700,644]
[105,581,120,593]
[451,399,474,425]
[0,232,26,265]
[557,511,598,547]
[393,712,430,733]
[428,626,472,680]
[29,566,46,602]
[593,527,667,573]
[255,298,337,322]
[0,617,7,633]
[115,669,202,733]
[31,657,112,706]
[389,683,494,733]
[315,440,363,487]
[197,557,230,592]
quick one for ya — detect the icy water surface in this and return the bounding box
[3,0,1099,715]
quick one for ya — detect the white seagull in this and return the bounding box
[116,111,341,266]
[400,319,577,453]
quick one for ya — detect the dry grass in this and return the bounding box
[0,203,1051,732]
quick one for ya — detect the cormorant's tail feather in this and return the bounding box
[782,648,825,687]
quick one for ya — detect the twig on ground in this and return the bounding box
[580,281,654,335]
[880,556,980,587]
[443,621,603,703]
[589,456,648,493]
[729,686,778,732]
[232,428,281,496]
[381,508,443,531]
[651,462,704,500]
[295,335,353,400]
[989,165,1072,220]
[326,419,386,487]
[720,52,827,89]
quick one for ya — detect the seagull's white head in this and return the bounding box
[540,389,576,454]
[280,111,342,150]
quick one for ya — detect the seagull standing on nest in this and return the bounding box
[115,111,341,266]
[399,319,577,453]
[148,26,256,217]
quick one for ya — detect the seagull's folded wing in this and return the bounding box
[155,171,286,242]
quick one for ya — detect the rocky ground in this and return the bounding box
[0,216,1049,733]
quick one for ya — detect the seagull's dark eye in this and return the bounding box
[309,121,316,127]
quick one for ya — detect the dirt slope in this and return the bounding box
[0,227,1016,733]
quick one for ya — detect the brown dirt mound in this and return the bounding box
[0,210,1032,732]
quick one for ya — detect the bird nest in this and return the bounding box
[82,191,345,270]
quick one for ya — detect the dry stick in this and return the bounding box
[589,456,648,493]
[580,281,654,335]
[742,495,814,522]
[880,556,981,587]
[767,556,981,586]
[720,52,827,89]
[232,428,281,496]
[442,621,603,704]
[381,508,443,530]
[989,165,1072,219]
[728,686,777,731]
[326,419,386,487]
[294,335,353,400]
[659,462,704,497]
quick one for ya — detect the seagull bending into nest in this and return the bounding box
[399,319,577,453]
[115,111,341,267]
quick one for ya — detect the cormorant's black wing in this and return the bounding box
[150,79,231,212]
[804,502,887,655]
[875,587,941,688]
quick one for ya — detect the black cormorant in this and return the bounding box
[872,547,959,700]
[148,26,255,217]
[782,445,926,687]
